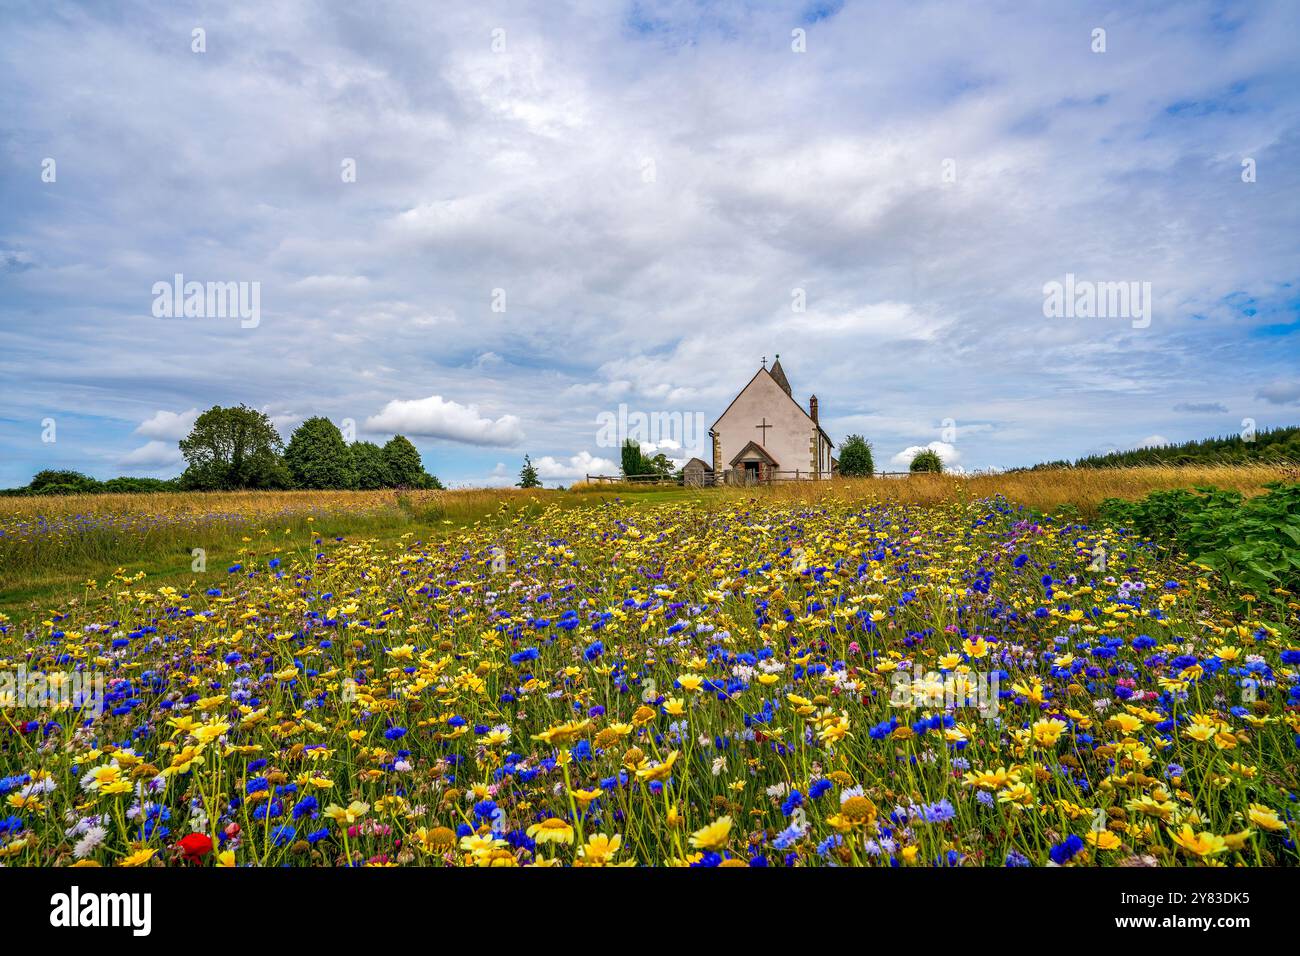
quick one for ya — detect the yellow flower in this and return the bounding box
[677,673,704,693]
[119,848,156,867]
[635,750,679,782]
[323,801,370,825]
[460,833,507,856]
[997,783,1035,809]
[192,720,230,744]
[1247,803,1287,832]
[1106,713,1143,735]
[1086,830,1121,851]
[526,817,575,845]
[1169,826,1228,857]
[962,766,1018,790]
[1031,718,1068,747]
[663,697,686,716]
[82,764,121,791]
[689,815,732,851]
[579,833,623,864]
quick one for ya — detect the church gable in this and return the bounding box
[710,358,835,482]
[728,440,779,467]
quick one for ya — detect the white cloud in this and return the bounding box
[1137,435,1169,448]
[1,2,1297,486]
[533,450,617,481]
[364,395,525,447]
[135,408,198,441]
[890,441,961,470]
[290,275,371,294]
[119,440,184,469]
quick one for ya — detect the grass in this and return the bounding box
[2,464,1291,612]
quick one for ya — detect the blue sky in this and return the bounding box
[1,0,1298,487]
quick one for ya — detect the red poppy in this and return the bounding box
[177,832,213,860]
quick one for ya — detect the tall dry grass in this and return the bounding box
[0,487,561,594]
[3,465,1293,600]
[746,463,1296,515]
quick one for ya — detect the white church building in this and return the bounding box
[696,356,835,484]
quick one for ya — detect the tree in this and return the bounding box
[838,435,874,477]
[645,452,676,480]
[101,476,178,493]
[620,439,646,479]
[383,435,429,488]
[349,441,389,490]
[27,470,102,495]
[284,417,354,489]
[179,405,287,490]
[910,449,944,473]
[518,454,541,488]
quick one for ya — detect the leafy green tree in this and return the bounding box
[383,435,429,488]
[27,470,102,495]
[285,417,355,489]
[518,454,541,488]
[620,439,646,479]
[100,476,178,493]
[643,452,677,481]
[179,405,287,489]
[910,449,944,473]
[837,435,874,477]
[349,441,389,490]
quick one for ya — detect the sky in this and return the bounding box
[1,0,1298,487]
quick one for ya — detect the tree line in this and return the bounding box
[9,404,442,495]
[1022,425,1300,470]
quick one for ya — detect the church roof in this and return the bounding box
[728,441,780,467]
[769,355,791,396]
[709,359,835,448]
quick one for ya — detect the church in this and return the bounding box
[689,356,835,485]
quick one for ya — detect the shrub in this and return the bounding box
[1100,482,1300,603]
[910,449,943,473]
[27,470,102,495]
[838,435,874,477]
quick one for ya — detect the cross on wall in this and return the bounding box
[755,418,772,443]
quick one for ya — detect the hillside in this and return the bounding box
[1026,425,1300,470]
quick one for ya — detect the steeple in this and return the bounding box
[768,353,791,397]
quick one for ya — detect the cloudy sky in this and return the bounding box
[2,0,1298,487]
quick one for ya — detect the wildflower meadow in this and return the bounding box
[1,483,1296,868]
